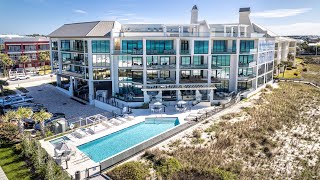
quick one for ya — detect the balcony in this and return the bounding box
[132,64,144,70]
[63,58,88,66]
[60,70,87,79]
[240,48,258,54]
[180,76,208,84]
[211,77,222,83]
[60,48,86,52]
[180,64,208,69]
[146,49,176,55]
[113,49,143,55]
[147,63,176,70]
[238,74,256,81]
[146,78,176,84]
[211,65,222,70]
[180,49,190,55]
[239,61,256,67]
[212,49,236,54]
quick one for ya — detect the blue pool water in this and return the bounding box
[78,117,179,162]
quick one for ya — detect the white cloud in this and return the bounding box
[252,8,311,18]
[73,9,87,14]
[266,23,320,35]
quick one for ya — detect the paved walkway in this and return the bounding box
[0,166,8,180]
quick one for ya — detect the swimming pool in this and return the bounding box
[78,117,179,162]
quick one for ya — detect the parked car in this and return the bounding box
[3,102,47,113]
[16,74,30,80]
[0,95,34,108]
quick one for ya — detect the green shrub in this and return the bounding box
[156,157,182,178]
[192,129,202,139]
[168,139,182,148]
[294,72,298,76]
[286,67,292,70]
[213,168,237,180]
[191,138,205,144]
[107,161,149,180]
[303,68,308,72]
[204,124,219,133]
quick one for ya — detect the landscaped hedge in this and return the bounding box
[17,137,70,180]
[107,161,150,180]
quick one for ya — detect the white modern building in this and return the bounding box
[48,6,276,108]
[274,37,297,68]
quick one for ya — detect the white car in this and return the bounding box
[15,75,30,80]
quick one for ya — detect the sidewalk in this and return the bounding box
[0,166,8,180]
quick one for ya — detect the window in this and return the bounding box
[147,56,158,65]
[216,80,229,92]
[238,81,253,91]
[146,40,173,54]
[240,40,254,53]
[93,68,111,80]
[181,56,191,65]
[267,62,273,72]
[212,55,230,66]
[147,70,158,79]
[118,69,133,82]
[193,70,201,76]
[181,40,189,51]
[194,41,208,54]
[239,55,254,65]
[212,67,230,79]
[238,68,253,76]
[193,56,205,65]
[160,71,170,78]
[160,57,170,65]
[132,57,142,65]
[117,56,133,67]
[232,40,237,52]
[258,64,266,75]
[93,55,110,67]
[122,40,143,53]
[266,72,273,82]
[181,70,191,78]
[61,53,71,62]
[258,76,265,87]
[61,40,70,51]
[92,40,110,53]
[212,40,227,53]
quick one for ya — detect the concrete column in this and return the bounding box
[69,77,74,96]
[110,34,116,96]
[223,25,227,37]
[57,40,62,74]
[49,38,53,72]
[143,91,150,103]
[231,27,234,37]
[143,38,147,87]
[244,27,247,37]
[177,90,182,100]
[208,40,212,84]
[87,39,94,105]
[229,39,240,92]
[238,26,241,37]
[155,90,162,102]
[176,38,180,84]
[209,89,214,104]
[196,90,202,101]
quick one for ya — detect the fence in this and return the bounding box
[100,121,195,170]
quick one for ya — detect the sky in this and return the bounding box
[1,0,320,36]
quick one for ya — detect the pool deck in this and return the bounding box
[40,102,214,178]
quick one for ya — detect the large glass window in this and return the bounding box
[216,80,229,92]
[181,56,191,65]
[146,40,173,54]
[93,55,110,67]
[93,68,111,80]
[232,40,237,52]
[147,70,158,79]
[258,76,265,87]
[61,40,70,51]
[240,40,254,53]
[212,55,230,66]
[193,56,205,65]
[92,40,110,53]
[212,40,227,53]
[147,56,158,65]
[238,81,253,91]
[160,71,170,78]
[267,62,273,72]
[160,57,170,65]
[258,64,266,75]
[122,40,143,54]
[238,68,254,76]
[132,57,143,66]
[212,67,230,79]
[239,55,254,65]
[194,41,209,54]
[117,56,141,67]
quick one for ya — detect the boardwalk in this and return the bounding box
[0,167,8,180]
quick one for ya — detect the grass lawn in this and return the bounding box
[275,58,303,79]
[302,63,320,84]
[0,146,32,180]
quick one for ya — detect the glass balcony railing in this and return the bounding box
[238,74,256,81]
[146,78,176,84]
[180,76,208,83]
[238,61,256,67]
[211,77,222,83]
[180,49,190,55]
[60,47,87,52]
[113,49,143,55]
[180,64,208,69]
[146,49,176,55]
[240,48,258,54]
[212,49,236,54]
[147,63,176,69]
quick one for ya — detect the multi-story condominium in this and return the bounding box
[4,36,50,70]
[49,6,276,108]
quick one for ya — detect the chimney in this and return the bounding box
[239,7,251,25]
[191,5,198,24]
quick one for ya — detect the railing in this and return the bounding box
[60,48,86,52]
[212,49,236,54]
[180,64,208,69]
[238,74,256,81]
[147,64,176,70]
[146,49,176,55]
[211,77,222,83]
[180,77,208,84]
[238,61,256,67]
[180,50,190,55]
[240,48,258,54]
[60,70,87,79]
[146,78,176,84]
[113,50,143,55]
[211,65,222,70]
[132,64,144,69]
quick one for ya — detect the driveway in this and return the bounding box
[24,83,111,122]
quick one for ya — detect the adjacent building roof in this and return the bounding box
[239,7,250,12]
[48,21,115,38]
[192,5,198,10]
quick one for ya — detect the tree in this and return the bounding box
[16,107,33,134]
[19,55,29,73]
[0,54,14,77]
[32,110,52,137]
[38,51,50,75]
[2,110,17,122]
[0,80,9,96]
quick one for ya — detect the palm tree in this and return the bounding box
[38,52,50,75]
[32,110,52,137]
[0,80,8,96]
[0,54,14,77]
[16,107,33,134]
[19,55,29,73]
[2,110,17,123]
